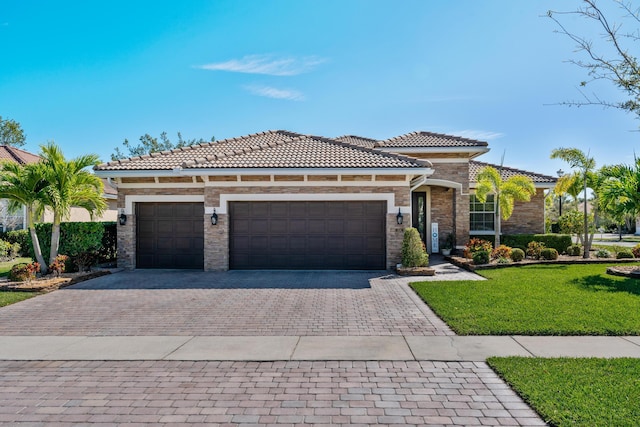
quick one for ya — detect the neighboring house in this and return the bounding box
[94,130,556,271]
[0,145,117,227]
[0,145,41,231]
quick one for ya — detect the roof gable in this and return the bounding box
[380,131,488,148]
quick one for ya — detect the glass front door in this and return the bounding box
[412,192,426,243]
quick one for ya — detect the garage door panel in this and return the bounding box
[136,202,204,269]
[229,201,385,270]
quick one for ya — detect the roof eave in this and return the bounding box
[469,182,556,190]
[95,167,435,178]
[378,147,489,156]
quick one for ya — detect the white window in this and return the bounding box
[470,194,494,233]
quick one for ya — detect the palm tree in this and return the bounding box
[0,161,49,272]
[550,148,596,258]
[475,166,536,247]
[599,157,640,230]
[39,143,106,264]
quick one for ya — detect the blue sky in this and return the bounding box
[1,0,637,176]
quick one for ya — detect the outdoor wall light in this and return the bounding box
[396,208,403,225]
[211,209,219,225]
[118,210,127,226]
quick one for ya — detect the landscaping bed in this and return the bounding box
[0,270,111,293]
[447,253,640,271]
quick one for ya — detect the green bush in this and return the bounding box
[526,241,546,260]
[540,248,559,260]
[632,243,640,258]
[596,249,611,258]
[8,262,39,282]
[567,244,582,256]
[616,250,634,259]
[503,234,572,254]
[0,239,20,260]
[472,250,490,265]
[98,222,117,262]
[27,222,105,270]
[511,248,525,262]
[401,227,429,267]
[497,256,511,264]
[1,230,29,257]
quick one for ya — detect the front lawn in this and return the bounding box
[0,291,36,307]
[488,357,640,427]
[411,263,640,335]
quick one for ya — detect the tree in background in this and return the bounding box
[547,1,640,121]
[111,132,215,160]
[0,161,49,272]
[0,116,26,147]
[39,143,106,265]
[551,148,597,258]
[599,156,640,233]
[475,165,536,247]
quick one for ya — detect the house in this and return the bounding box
[0,145,118,228]
[94,130,556,271]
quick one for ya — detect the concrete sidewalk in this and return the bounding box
[2,335,639,361]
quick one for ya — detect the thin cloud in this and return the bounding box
[196,54,326,76]
[244,85,304,101]
[452,130,504,141]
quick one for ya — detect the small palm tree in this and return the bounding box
[600,157,640,228]
[475,166,536,247]
[0,161,49,272]
[39,143,106,265]
[551,148,596,258]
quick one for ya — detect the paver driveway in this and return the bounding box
[0,360,544,426]
[0,270,452,336]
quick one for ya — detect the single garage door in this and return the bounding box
[136,202,204,269]
[229,201,386,270]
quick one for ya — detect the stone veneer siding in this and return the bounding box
[429,187,455,248]
[117,184,411,271]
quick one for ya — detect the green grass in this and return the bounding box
[0,291,36,307]
[0,257,33,277]
[488,357,640,427]
[411,263,640,335]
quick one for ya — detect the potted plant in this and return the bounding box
[441,232,454,256]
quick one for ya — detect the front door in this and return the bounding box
[412,192,426,244]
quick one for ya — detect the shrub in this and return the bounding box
[596,249,611,258]
[617,250,634,259]
[491,245,512,260]
[511,248,525,262]
[472,250,490,265]
[526,241,546,260]
[540,248,559,260]
[49,255,69,276]
[2,230,29,257]
[632,243,640,259]
[27,222,105,271]
[9,262,39,282]
[567,244,582,257]
[497,256,511,264]
[503,234,572,254]
[401,227,429,267]
[466,238,493,254]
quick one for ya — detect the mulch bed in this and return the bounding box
[606,265,640,279]
[0,270,111,293]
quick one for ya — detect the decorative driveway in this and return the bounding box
[0,270,453,336]
[0,360,544,426]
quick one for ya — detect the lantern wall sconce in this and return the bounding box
[396,208,403,225]
[118,210,127,226]
[211,209,219,225]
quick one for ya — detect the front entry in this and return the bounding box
[412,192,427,244]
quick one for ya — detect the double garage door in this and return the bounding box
[136,201,386,270]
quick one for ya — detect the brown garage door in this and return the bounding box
[136,202,204,269]
[229,201,386,270]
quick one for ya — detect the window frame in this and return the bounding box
[469,194,495,235]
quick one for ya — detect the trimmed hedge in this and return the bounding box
[502,234,572,254]
[27,222,105,265]
[0,230,29,257]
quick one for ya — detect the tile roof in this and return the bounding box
[101,178,118,196]
[334,135,379,148]
[380,131,488,148]
[0,145,41,164]
[469,161,557,184]
[95,130,431,171]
